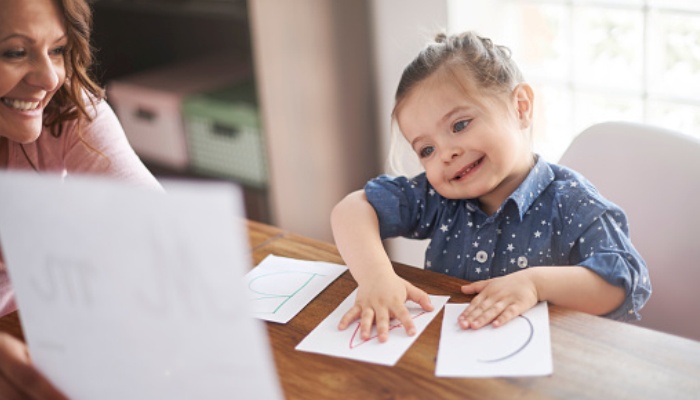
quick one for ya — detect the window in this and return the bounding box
[449,0,700,161]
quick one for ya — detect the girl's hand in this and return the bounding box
[458,270,539,329]
[337,274,433,342]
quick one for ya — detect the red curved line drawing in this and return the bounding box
[348,311,428,349]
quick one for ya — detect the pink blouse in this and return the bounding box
[0,99,162,316]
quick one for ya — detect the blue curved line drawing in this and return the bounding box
[248,271,325,314]
[477,315,534,363]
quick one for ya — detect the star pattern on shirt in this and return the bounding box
[366,159,649,322]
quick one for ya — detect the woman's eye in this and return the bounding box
[453,119,471,133]
[419,146,435,158]
[50,46,66,56]
[2,49,26,59]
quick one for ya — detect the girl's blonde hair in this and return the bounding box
[388,31,526,175]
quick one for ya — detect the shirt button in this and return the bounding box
[517,256,528,269]
[476,250,488,263]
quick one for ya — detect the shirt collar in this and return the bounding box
[503,156,555,221]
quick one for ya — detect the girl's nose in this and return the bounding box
[442,146,463,163]
[26,55,62,92]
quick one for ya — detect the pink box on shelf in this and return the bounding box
[107,55,251,169]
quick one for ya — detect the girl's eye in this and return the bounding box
[453,119,471,133]
[419,146,435,158]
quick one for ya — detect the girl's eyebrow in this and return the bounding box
[440,106,472,125]
[410,135,426,150]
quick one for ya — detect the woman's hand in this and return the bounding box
[0,332,67,400]
[338,274,433,342]
[459,269,539,329]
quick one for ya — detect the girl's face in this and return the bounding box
[0,0,67,144]
[396,71,535,215]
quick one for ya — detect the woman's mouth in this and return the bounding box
[1,97,42,111]
[452,158,483,181]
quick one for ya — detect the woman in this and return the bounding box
[1,0,161,397]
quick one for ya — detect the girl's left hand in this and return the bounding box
[458,270,539,329]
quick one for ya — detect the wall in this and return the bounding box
[369,0,448,267]
[248,0,378,241]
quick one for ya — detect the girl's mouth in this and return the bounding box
[1,97,42,111]
[452,158,483,181]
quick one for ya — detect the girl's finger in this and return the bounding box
[337,305,362,330]
[374,308,391,342]
[492,304,522,328]
[392,304,416,337]
[460,280,488,295]
[459,293,495,329]
[406,285,434,312]
[468,300,507,329]
[359,307,376,340]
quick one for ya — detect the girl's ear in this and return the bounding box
[513,83,534,130]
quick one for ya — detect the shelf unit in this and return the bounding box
[90,0,380,241]
[89,0,270,223]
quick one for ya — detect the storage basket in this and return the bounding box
[183,81,267,187]
[107,55,248,169]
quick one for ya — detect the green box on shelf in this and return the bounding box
[183,80,267,187]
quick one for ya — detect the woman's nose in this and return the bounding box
[26,55,62,92]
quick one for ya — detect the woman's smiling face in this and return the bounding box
[0,0,67,144]
[396,68,535,215]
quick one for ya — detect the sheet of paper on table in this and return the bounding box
[296,289,449,366]
[436,302,552,377]
[0,172,282,400]
[246,255,347,323]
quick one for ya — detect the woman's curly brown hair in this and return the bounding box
[43,0,105,137]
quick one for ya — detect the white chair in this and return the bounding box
[558,121,700,341]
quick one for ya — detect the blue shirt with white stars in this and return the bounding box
[365,157,651,321]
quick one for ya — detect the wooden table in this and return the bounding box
[3,220,700,399]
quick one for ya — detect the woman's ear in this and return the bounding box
[513,83,534,130]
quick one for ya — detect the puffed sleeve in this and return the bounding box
[364,173,440,240]
[566,203,651,321]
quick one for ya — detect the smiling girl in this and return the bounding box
[331,31,651,343]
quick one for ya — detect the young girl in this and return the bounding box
[331,31,651,343]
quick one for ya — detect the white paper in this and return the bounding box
[246,255,347,323]
[296,289,449,366]
[0,172,282,400]
[436,302,552,377]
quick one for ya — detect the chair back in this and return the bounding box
[558,121,700,341]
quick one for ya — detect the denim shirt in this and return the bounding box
[365,157,651,321]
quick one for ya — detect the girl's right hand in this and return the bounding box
[337,274,433,342]
[0,332,67,400]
